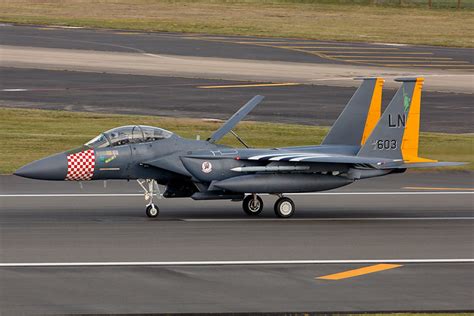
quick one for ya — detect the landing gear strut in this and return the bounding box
[137,179,160,218]
[274,195,295,218]
[242,194,263,216]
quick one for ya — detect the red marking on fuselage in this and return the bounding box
[65,149,95,181]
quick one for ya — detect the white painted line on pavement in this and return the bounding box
[290,192,474,195]
[182,217,474,222]
[1,259,473,267]
[1,88,29,92]
[0,193,142,197]
[1,191,473,198]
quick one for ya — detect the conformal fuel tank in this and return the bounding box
[212,173,353,193]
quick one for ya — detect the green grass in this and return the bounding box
[0,107,472,174]
[0,0,473,47]
[347,314,474,316]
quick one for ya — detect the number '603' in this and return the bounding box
[376,139,397,150]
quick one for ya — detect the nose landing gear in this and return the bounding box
[146,204,159,218]
[138,179,160,218]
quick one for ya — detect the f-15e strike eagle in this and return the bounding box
[15,77,464,218]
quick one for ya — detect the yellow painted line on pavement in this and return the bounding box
[377,64,473,67]
[344,60,468,63]
[195,36,239,40]
[277,46,399,50]
[198,83,301,89]
[317,264,402,280]
[114,32,142,35]
[235,41,316,45]
[333,56,452,59]
[404,186,474,191]
[323,52,433,55]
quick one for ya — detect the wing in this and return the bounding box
[377,161,467,169]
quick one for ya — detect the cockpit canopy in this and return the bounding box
[85,125,173,149]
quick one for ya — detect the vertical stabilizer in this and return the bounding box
[357,77,436,163]
[322,77,384,146]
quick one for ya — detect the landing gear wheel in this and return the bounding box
[138,179,161,218]
[274,197,295,218]
[146,204,159,218]
[243,195,263,216]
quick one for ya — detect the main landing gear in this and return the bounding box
[274,196,295,218]
[242,194,264,216]
[138,179,160,218]
[242,194,295,218]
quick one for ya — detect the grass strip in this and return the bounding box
[348,312,472,316]
[0,107,472,174]
[0,0,473,47]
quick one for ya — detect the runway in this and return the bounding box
[1,172,473,313]
[1,264,472,314]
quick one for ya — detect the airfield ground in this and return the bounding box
[1,173,473,313]
[0,23,473,314]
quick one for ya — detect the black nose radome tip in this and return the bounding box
[14,153,68,180]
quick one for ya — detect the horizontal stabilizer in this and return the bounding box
[378,161,467,169]
[207,95,264,143]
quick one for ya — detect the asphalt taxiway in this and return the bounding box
[2,25,473,67]
[1,173,473,313]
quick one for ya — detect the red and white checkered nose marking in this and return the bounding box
[65,149,95,181]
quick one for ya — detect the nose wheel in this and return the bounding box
[242,194,263,216]
[137,179,161,218]
[274,196,295,218]
[146,204,159,218]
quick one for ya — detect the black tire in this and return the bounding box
[274,197,295,218]
[146,204,159,218]
[242,195,263,216]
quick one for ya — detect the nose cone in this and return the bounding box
[14,153,67,180]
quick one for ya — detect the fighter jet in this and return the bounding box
[14,77,464,218]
